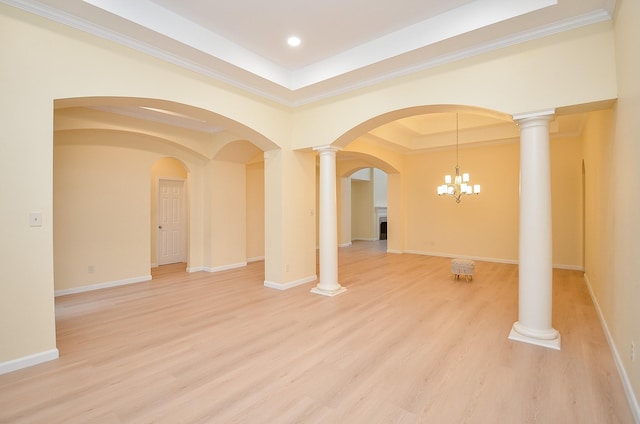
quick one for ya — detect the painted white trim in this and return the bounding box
[151,262,158,268]
[339,242,353,248]
[512,108,556,121]
[552,263,585,271]
[508,326,561,350]
[186,266,204,273]
[0,349,59,375]
[187,262,247,273]
[379,249,585,270]
[203,262,247,273]
[584,273,640,423]
[1,0,613,107]
[403,250,519,265]
[264,275,317,290]
[352,237,378,242]
[247,256,265,263]
[55,275,152,297]
[310,285,348,297]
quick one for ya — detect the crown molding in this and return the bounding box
[2,0,615,108]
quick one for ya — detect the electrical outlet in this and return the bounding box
[29,212,42,227]
[88,265,95,274]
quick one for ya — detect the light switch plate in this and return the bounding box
[30,212,42,227]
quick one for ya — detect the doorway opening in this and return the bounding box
[151,158,188,267]
[349,167,388,242]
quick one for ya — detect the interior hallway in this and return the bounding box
[0,241,633,423]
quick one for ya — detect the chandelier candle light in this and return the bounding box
[437,113,480,203]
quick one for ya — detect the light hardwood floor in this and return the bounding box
[0,241,635,423]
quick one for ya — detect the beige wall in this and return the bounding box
[351,179,376,240]
[550,137,584,268]
[582,109,614,307]
[208,160,247,270]
[246,161,265,261]
[263,149,317,288]
[587,0,640,411]
[54,144,155,291]
[340,137,583,267]
[55,140,259,289]
[404,142,520,261]
[1,92,56,363]
[1,1,294,367]
[292,22,617,150]
[339,177,352,246]
[2,3,638,414]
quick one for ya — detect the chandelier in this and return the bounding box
[436,113,480,203]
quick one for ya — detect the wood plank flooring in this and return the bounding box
[0,241,635,423]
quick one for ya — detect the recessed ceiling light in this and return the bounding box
[287,36,301,47]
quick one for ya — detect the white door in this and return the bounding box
[157,179,186,265]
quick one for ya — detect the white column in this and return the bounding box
[509,109,560,350]
[311,146,347,296]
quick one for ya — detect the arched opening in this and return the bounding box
[333,105,518,260]
[335,151,398,253]
[53,96,277,294]
[339,167,388,244]
[330,103,588,267]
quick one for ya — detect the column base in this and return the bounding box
[509,322,561,350]
[310,285,347,297]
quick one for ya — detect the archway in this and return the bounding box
[337,167,389,246]
[53,96,278,294]
[331,105,518,259]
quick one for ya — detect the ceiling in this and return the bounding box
[11,0,615,154]
[6,0,615,106]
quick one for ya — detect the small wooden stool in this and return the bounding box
[451,259,475,282]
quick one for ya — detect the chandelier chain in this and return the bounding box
[456,113,459,167]
[436,112,481,202]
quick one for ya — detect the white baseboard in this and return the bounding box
[247,256,265,263]
[188,262,247,273]
[402,250,588,270]
[553,263,585,271]
[55,275,152,297]
[339,242,353,248]
[403,250,519,265]
[0,348,59,375]
[186,266,204,272]
[264,275,317,290]
[584,273,640,423]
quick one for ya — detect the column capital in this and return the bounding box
[512,108,555,125]
[313,145,342,154]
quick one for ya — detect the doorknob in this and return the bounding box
[158,225,162,229]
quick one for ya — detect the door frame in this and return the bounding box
[155,177,187,267]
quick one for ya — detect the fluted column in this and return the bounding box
[509,109,561,350]
[311,146,347,296]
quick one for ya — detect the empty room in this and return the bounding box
[1,0,639,422]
